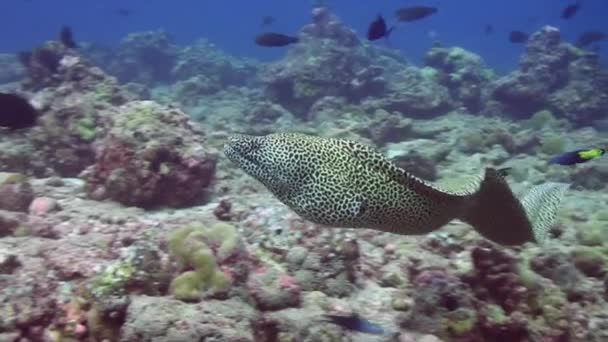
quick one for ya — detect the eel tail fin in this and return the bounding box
[459,168,569,245]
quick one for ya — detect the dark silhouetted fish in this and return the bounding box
[484,24,494,35]
[60,25,77,48]
[395,6,437,22]
[0,93,39,130]
[262,16,275,27]
[115,8,134,17]
[509,31,529,44]
[561,2,581,20]
[322,313,396,336]
[576,30,606,47]
[255,32,299,47]
[367,15,394,41]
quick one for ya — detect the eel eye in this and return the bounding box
[237,139,261,155]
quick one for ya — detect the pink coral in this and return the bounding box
[28,197,59,216]
[279,274,299,291]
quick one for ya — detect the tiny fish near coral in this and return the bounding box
[225,133,570,246]
[322,313,395,336]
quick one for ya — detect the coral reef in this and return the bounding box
[109,30,177,85]
[491,26,608,124]
[246,267,302,310]
[121,296,256,341]
[425,46,495,113]
[0,41,136,177]
[372,66,453,118]
[0,5,607,342]
[260,7,388,117]
[82,101,217,208]
[0,172,34,212]
[172,38,258,86]
[0,53,25,84]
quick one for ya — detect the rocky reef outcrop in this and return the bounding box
[0,42,135,177]
[260,7,390,118]
[109,30,177,85]
[425,47,495,113]
[82,101,217,208]
[0,53,25,84]
[101,30,259,99]
[491,26,608,125]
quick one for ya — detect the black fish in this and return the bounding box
[395,6,438,22]
[561,2,581,20]
[115,8,134,17]
[484,24,494,35]
[262,16,275,27]
[367,15,394,41]
[255,32,298,47]
[576,30,606,47]
[322,313,392,335]
[60,25,77,48]
[0,93,39,130]
[509,31,529,44]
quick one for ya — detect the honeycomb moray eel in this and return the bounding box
[224,133,570,246]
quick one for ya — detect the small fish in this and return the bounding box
[576,31,606,47]
[367,15,394,41]
[322,313,391,335]
[561,2,581,20]
[549,148,605,165]
[484,24,494,35]
[255,32,299,47]
[395,6,438,22]
[509,30,529,44]
[60,25,77,49]
[0,93,39,130]
[115,8,134,17]
[262,16,275,27]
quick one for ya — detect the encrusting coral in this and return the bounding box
[168,223,241,302]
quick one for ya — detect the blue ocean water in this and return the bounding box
[1,0,607,73]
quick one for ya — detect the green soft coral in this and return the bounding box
[89,262,135,297]
[168,223,236,302]
[447,308,478,336]
[75,117,97,142]
[122,103,157,131]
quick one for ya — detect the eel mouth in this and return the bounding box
[223,135,259,169]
